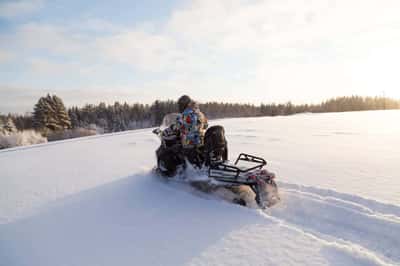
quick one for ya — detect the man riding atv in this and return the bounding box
[155,95,228,176]
[153,96,279,208]
[175,95,209,168]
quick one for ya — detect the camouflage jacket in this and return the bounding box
[176,102,208,147]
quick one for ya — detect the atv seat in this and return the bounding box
[204,125,228,166]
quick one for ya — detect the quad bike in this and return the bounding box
[152,113,280,208]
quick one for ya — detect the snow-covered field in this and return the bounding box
[1,110,400,266]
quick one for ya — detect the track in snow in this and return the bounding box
[152,172,400,265]
[260,182,400,265]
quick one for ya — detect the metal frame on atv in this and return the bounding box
[208,153,279,208]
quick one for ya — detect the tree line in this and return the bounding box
[1,95,400,139]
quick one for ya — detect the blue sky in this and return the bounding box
[0,0,179,29]
[1,0,400,113]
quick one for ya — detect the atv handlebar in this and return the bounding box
[152,128,161,135]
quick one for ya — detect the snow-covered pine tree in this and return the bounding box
[52,95,71,130]
[68,108,79,129]
[150,100,163,126]
[4,116,17,133]
[33,97,48,130]
[44,94,60,131]
[0,117,5,134]
[33,94,71,132]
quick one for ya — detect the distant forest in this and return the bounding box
[1,95,400,149]
[1,95,400,136]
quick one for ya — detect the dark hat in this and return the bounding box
[177,95,192,112]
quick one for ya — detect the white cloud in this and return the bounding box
[0,49,15,63]
[28,58,75,75]
[2,0,400,113]
[0,0,44,19]
[97,29,181,72]
[16,22,94,55]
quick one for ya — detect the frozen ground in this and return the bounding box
[1,110,400,266]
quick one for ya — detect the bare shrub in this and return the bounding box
[0,130,47,149]
[47,128,96,142]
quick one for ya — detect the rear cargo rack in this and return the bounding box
[208,153,266,182]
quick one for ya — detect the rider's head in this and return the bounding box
[177,95,192,112]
